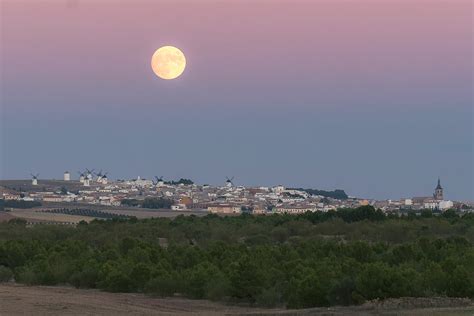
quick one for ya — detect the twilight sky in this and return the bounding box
[1,0,473,200]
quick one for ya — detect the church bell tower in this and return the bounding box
[434,178,443,200]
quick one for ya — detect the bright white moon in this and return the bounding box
[151,46,186,80]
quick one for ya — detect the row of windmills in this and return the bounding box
[30,170,109,186]
[77,169,109,186]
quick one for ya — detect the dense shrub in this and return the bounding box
[2,200,41,209]
[0,265,13,282]
[121,198,173,209]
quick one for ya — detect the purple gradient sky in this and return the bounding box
[1,0,473,200]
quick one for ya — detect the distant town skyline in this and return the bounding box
[0,170,465,203]
[1,1,473,200]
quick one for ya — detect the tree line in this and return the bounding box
[290,188,349,200]
[0,206,473,308]
[0,199,42,210]
[121,197,173,209]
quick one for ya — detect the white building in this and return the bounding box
[64,171,71,181]
[208,205,241,214]
[127,176,153,187]
[439,200,454,210]
[424,199,454,210]
[171,204,187,211]
[272,185,285,194]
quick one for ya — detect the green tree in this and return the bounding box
[0,266,13,282]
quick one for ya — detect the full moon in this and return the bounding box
[151,46,186,80]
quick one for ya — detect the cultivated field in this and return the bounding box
[3,207,207,225]
[0,284,473,316]
[8,209,93,224]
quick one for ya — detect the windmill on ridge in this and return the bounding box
[77,171,85,183]
[31,173,39,186]
[96,170,109,184]
[153,176,164,187]
[85,168,95,181]
[225,176,235,188]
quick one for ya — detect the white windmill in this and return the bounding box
[100,173,108,185]
[95,170,104,183]
[153,176,165,187]
[77,171,85,183]
[85,168,95,181]
[225,176,235,188]
[96,171,109,184]
[31,173,39,186]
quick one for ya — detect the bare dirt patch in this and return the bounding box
[0,284,473,316]
[0,212,15,223]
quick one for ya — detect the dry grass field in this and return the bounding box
[8,209,93,224]
[0,284,473,316]
[5,209,202,224]
[4,207,207,224]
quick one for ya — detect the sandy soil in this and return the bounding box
[0,284,473,316]
[0,284,261,316]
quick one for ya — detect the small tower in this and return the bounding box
[433,178,443,200]
[83,178,90,187]
[64,171,71,181]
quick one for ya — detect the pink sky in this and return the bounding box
[2,0,471,113]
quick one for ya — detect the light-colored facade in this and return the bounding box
[208,205,241,214]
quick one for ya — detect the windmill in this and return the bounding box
[225,176,234,188]
[153,176,164,187]
[95,170,104,182]
[85,168,95,180]
[98,172,109,184]
[31,173,39,186]
[77,171,85,183]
